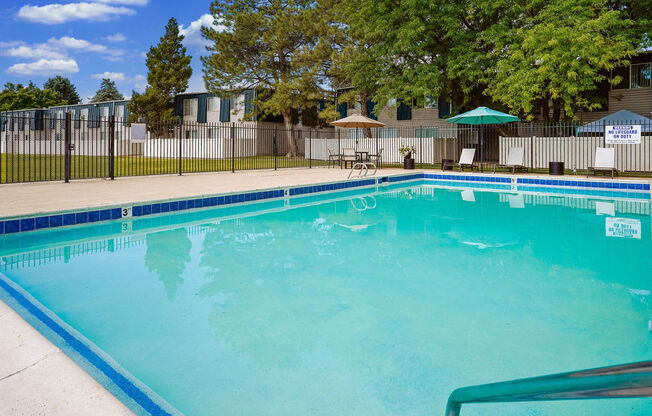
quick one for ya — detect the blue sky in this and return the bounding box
[0,0,219,102]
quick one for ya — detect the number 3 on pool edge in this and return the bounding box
[122,206,132,218]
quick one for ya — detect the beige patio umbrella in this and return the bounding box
[329,114,385,128]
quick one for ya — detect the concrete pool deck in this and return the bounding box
[1,166,651,415]
[0,167,409,218]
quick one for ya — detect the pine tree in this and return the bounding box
[128,17,192,122]
[91,78,124,103]
[44,76,80,105]
[202,0,331,156]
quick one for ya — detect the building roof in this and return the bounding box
[576,109,652,134]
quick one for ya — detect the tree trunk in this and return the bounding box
[359,93,372,138]
[282,107,298,157]
[540,97,550,122]
[551,99,561,123]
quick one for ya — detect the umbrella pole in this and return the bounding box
[481,124,484,163]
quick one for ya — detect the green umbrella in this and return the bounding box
[446,107,519,163]
[447,106,520,125]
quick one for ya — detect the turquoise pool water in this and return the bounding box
[1,182,651,415]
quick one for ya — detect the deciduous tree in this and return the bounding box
[0,82,64,111]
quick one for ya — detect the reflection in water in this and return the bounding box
[145,228,192,301]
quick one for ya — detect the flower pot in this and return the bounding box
[404,158,415,170]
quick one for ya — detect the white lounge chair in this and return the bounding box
[494,147,526,173]
[587,147,617,178]
[443,148,476,172]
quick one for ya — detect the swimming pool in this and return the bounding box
[1,177,651,415]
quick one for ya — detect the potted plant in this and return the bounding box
[399,145,416,169]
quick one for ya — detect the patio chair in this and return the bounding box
[443,148,476,172]
[341,147,357,169]
[494,147,527,174]
[368,148,383,168]
[327,148,340,168]
[587,147,617,179]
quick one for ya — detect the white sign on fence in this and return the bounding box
[605,217,641,239]
[605,125,641,144]
[131,123,147,142]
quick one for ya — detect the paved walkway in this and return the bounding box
[0,167,409,218]
[0,300,132,415]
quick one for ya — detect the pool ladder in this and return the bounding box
[347,162,377,179]
[446,360,652,415]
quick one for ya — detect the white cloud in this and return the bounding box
[92,71,126,81]
[1,36,124,75]
[95,0,149,5]
[178,14,225,50]
[4,43,67,60]
[18,3,136,25]
[6,58,79,76]
[91,72,147,90]
[104,33,127,42]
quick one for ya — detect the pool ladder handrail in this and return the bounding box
[347,162,377,179]
[446,360,652,416]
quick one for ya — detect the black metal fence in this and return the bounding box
[1,115,651,184]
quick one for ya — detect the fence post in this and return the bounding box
[309,128,312,168]
[64,111,71,183]
[273,126,277,171]
[337,128,341,168]
[530,120,534,173]
[178,118,183,176]
[231,123,235,173]
[419,126,423,168]
[109,115,115,180]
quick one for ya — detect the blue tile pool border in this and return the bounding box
[1,172,650,235]
[0,272,180,416]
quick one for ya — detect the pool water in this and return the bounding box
[1,182,651,416]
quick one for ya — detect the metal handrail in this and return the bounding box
[347,162,377,179]
[446,361,652,416]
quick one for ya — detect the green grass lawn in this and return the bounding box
[2,153,649,183]
[0,154,329,183]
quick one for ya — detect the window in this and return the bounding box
[415,127,439,138]
[424,95,438,108]
[631,63,651,88]
[101,106,109,119]
[80,108,88,121]
[115,105,125,121]
[183,98,198,117]
[231,95,242,112]
[185,129,198,139]
[207,97,219,112]
[347,102,361,110]
[348,128,363,139]
[397,102,412,120]
[379,128,397,139]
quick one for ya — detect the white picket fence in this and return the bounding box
[499,136,652,172]
[305,137,459,165]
